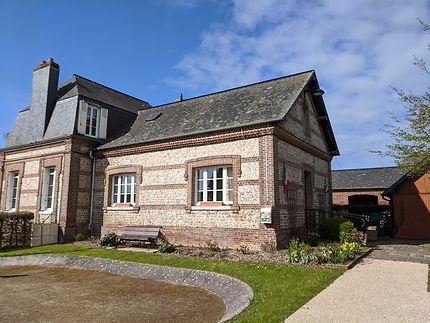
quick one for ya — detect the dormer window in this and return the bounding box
[86,105,99,137]
[78,100,108,139]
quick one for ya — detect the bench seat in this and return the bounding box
[118,226,162,244]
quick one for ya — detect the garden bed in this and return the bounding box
[94,241,370,269]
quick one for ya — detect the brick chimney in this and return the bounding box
[30,58,59,139]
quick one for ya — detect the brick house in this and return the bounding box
[332,167,403,214]
[1,58,339,249]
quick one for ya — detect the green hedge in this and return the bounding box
[0,211,34,249]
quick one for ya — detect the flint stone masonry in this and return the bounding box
[5,144,65,161]
[0,254,253,322]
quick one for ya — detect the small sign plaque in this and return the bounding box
[260,206,272,224]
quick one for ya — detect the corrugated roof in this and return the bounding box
[98,71,321,150]
[332,167,404,190]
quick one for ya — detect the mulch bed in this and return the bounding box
[73,240,370,268]
[174,245,289,263]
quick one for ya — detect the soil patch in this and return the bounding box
[174,245,288,263]
[0,266,225,323]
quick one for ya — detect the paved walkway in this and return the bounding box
[286,258,430,322]
[367,239,430,264]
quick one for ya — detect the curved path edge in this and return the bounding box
[0,254,253,322]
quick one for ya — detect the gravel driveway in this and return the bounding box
[286,258,430,322]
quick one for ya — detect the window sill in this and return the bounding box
[191,205,236,211]
[105,206,140,212]
[39,210,53,215]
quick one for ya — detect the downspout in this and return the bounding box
[56,155,65,224]
[0,157,4,208]
[265,137,269,204]
[89,150,96,232]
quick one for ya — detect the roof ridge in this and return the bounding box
[152,70,315,109]
[73,74,149,105]
[333,166,400,172]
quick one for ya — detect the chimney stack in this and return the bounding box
[30,58,59,140]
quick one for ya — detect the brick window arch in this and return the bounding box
[185,155,241,213]
[103,164,142,210]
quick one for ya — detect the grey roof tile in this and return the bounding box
[98,71,316,150]
[58,75,150,113]
[332,167,404,190]
[4,74,148,149]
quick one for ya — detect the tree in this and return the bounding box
[376,19,430,175]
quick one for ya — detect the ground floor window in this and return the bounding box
[195,166,233,205]
[112,174,136,205]
[40,167,55,211]
[6,171,19,211]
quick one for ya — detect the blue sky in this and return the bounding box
[1,0,429,170]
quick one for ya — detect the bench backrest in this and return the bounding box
[120,226,161,240]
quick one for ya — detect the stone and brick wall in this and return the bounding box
[0,137,95,241]
[274,93,332,246]
[94,134,279,250]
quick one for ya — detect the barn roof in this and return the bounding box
[332,167,404,190]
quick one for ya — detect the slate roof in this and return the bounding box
[99,70,337,151]
[4,75,149,149]
[58,75,150,112]
[332,167,404,190]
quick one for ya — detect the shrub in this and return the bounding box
[159,241,176,253]
[343,228,367,245]
[339,220,355,243]
[89,235,99,244]
[320,217,349,241]
[238,245,250,255]
[100,233,119,247]
[74,233,86,242]
[0,211,34,249]
[260,241,277,253]
[340,221,355,235]
[286,237,317,265]
[205,240,221,252]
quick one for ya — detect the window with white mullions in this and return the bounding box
[85,105,99,137]
[195,166,233,205]
[40,167,55,211]
[6,171,19,211]
[112,174,136,205]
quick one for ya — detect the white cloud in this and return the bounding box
[166,0,430,169]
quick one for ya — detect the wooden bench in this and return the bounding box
[118,226,162,246]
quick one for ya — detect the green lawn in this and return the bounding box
[0,245,344,322]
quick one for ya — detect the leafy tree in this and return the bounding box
[376,19,430,175]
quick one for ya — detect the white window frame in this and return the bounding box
[40,167,55,212]
[111,174,136,206]
[194,166,233,205]
[85,105,100,138]
[5,171,19,211]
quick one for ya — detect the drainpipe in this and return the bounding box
[89,150,96,232]
[0,157,4,207]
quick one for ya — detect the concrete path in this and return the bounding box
[286,258,430,322]
[368,239,430,264]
